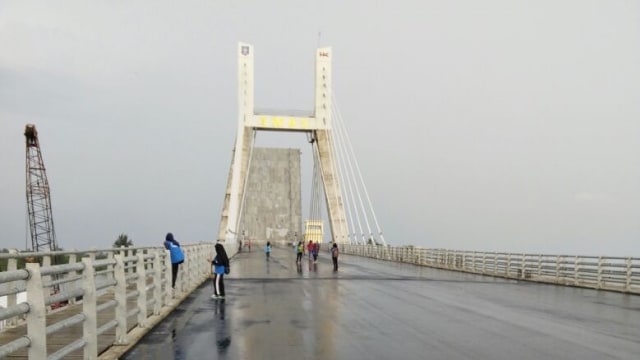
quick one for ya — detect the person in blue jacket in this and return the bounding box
[265,241,272,260]
[164,233,184,289]
[211,242,230,299]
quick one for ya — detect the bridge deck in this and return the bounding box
[121,246,640,360]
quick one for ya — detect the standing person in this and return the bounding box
[312,242,319,263]
[211,242,230,300]
[307,240,315,261]
[296,241,304,264]
[331,243,339,271]
[265,241,272,260]
[164,233,184,289]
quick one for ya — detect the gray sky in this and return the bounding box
[1,1,639,256]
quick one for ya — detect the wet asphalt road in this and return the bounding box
[123,247,640,360]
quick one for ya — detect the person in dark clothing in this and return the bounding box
[211,242,230,299]
[312,242,319,263]
[164,233,184,289]
[331,243,339,271]
[265,241,272,260]
[295,241,304,263]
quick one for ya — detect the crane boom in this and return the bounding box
[25,124,58,252]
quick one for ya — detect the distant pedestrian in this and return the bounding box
[296,241,304,263]
[312,242,319,263]
[265,241,272,260]
[307,240,315,261]
[331,243,339,271]
[211,242,230,299]
[164,233,184,289]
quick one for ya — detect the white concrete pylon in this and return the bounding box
[217,43,349,245]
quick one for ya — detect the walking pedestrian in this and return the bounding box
[296,241,304,264]
[164,233,184,289]
[265,241,272,260]
[307,240,315,261]
[312,242,319,263]
[331,243,339,271]
[211,242,230,300]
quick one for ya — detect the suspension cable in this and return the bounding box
[332,108,364,244]
[333,94,386,245]
[333,104,371,244]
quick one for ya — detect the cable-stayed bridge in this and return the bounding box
[1,44,639,360]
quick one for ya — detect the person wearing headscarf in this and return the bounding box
[211,242,230,299]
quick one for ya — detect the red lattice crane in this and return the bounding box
[24,124,58,252]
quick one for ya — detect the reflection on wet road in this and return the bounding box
[123,247,640,359]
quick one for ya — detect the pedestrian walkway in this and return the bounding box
[123,246,640,360]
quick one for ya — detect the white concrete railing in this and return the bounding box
[0,243,213,359]
[339,245,640,294]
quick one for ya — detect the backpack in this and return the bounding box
[169,243,185,264]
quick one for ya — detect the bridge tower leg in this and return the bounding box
[312,47,349,243]
[217,43,349,245]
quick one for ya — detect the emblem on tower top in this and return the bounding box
[241,46,250,56]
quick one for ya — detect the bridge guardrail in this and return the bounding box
[0,243,214,359]
[339,245,640,294]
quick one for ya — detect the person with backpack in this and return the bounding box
[331,243,339,271]
[164,232,184,289]
[211,242,230,300]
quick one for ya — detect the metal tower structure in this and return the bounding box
[25,124,58,252]
[218,43,349,245]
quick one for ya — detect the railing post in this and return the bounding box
[178,249,186,294]
[597,256,603,289]
[185,246,192,290]
[153,250,162,313]
[121,246,129,275]
[199,245,206,280]
[42,255,52,310]
[107,251,115,281]
[136,252,147,327]
[68,253,78,304]
[521,254,526,279]
[25,262,47,360]
[81,257,98,359]
[114,254,128,345]
[164,249,172,303]
[195,246,201,285]
[625,257,632,292]
[7,249,19,327]
[537,255,542,276]
[574,256,580,286]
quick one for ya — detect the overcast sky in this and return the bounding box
[1,1,639,256]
